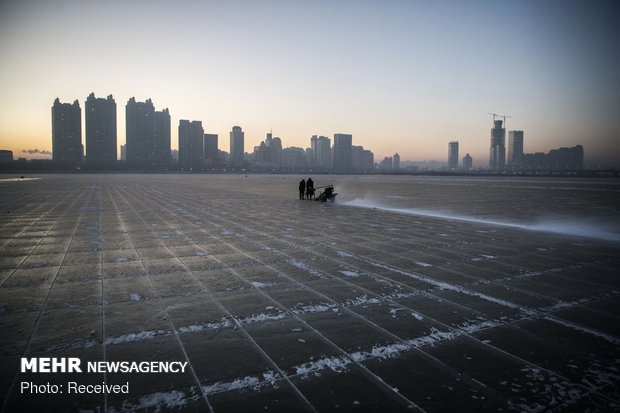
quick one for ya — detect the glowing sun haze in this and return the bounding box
[0,0,618,167]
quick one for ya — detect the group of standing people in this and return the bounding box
[298,178,314,200]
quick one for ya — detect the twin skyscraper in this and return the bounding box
[52,94,176,168]
[51,94,365,172]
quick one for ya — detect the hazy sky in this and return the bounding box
[1,0,618,166]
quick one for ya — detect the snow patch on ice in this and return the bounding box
[345,295,380,307]
[370,261,536,316]
[204,376,260,394]
[457,319,501,334]
[251,281,275,289]
[105,330,168,345]
[389,308,403,316]
[295,355,351,375]
[123,390,187,412]
[415,261,433,267]
[178,324,205,333]
[350,328,458,362]
[287,259,325,278]
[411,312,424,320]
[203,371,280,395]
[518,365,586,410]
[339,270,360,277]
[369,342,410,359]
[262,370,279,385]
[541,298,590,312]
[175,207,199,220]
[351,328,458,362]
[336,250,353,258]
[178,318,232,333]
[0,177,40,183]
[202,325,519,396]
[239,312,286,324]
[382,291,420,300]
[292,303,337,314]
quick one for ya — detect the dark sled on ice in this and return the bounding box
[315,185,337,202]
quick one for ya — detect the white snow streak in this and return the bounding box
[203,371,280,395]
[118,390,187,412]
[339,270,360,277]
[251,281,275,289]
[104,330,168,345]
[287,259,325,278]
[343,199,620,242]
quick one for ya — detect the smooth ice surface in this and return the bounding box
[0,174,619,413]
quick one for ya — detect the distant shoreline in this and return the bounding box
[0,169,618,178]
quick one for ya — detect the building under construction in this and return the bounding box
[489,116,506,169]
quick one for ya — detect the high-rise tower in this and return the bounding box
[507,131,524,168]
[310,135,331,169]
[204,133,219,165]
[463,153,473,170]
[153,108,171,166]
[52,98,82,164]
[448,141,459,169]
[230,126,245,168]
[393,153,400,170]
[126,98,170,167]
[489,120,505,169]
[333,133,352,171]
[310,135,318,167]
[85,93,116,164]
[126,97,155,164]
[178,120,204,170]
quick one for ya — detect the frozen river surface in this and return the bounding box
[0,174,619,412]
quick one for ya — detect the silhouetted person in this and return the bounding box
[299,179,306,200]
[306,177,314,199]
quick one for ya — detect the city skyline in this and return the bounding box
[1,1,619,167]
[44,94,585,172]
[47,96,585,171]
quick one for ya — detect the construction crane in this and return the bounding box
[488,113,512,126]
